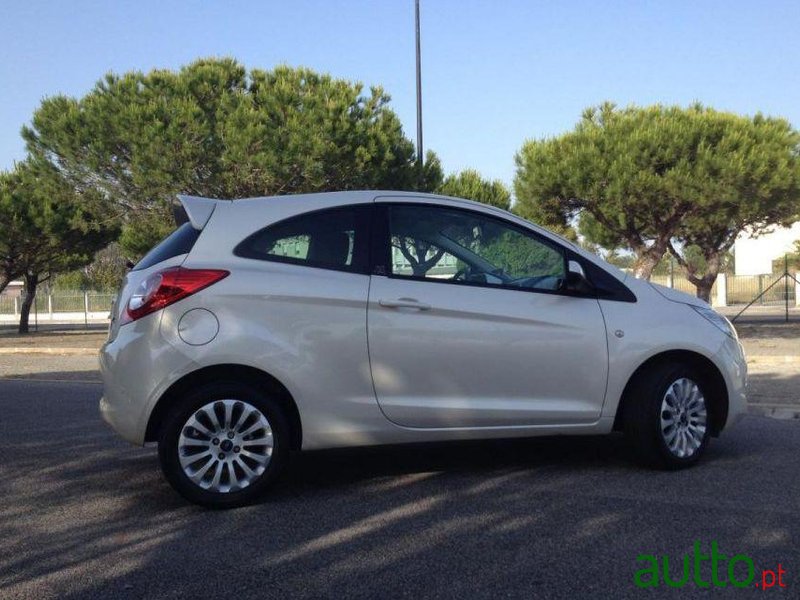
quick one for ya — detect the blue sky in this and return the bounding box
[2,0,798,188]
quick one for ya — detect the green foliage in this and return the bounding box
[118,211,175,258]
[416,150,445,194]
[480,230,564,278]
[51,270,89,291]
[0,160,118,330]
[515,102,800,293]
[438,169,511,210]
[773,241,800,271]
[52,243,129,291]
[0,161,117,283]
[24,58,434,258]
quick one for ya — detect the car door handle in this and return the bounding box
[378,298,431,311]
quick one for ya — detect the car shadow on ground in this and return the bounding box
[2,377,798,598]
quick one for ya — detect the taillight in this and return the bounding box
[120,267,229,325]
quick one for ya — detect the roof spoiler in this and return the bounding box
[176,195,221,230]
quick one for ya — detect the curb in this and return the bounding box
[747,355,800,364]
[748,404,800,420]
[0,347,99,356]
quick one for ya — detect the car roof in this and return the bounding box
[179,190,519,224]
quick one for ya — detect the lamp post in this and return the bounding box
[415,0,424,185]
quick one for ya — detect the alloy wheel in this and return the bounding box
[659,378,707,458]
[178,399,273,493]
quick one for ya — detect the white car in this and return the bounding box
[100,191,747,507]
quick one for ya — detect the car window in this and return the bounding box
[133,222,201,271]
[235,205,370,273]
[388,205,566,291]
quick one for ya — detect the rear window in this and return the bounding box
[133,223,201,271]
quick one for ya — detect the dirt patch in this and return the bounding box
[737,323,800,357]
[0,330,106,350]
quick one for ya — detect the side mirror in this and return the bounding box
[563,260,594,295]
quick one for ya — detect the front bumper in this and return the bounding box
[715,335,748,430]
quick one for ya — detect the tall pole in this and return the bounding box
[785,254,789,323]
[415,0,424,185]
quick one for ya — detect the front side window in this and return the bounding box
[235,205,370,273]
[388,205,566,291]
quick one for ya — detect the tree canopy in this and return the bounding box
[0,161,118,331]
[23,58,441,257]
[438,169,511,210]
[514,103,800,298]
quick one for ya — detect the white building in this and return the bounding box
[0,280,23,297]
[734,222,800,275]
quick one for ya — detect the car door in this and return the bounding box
[366,200,609,428]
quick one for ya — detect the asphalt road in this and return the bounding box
[0,379,798,599]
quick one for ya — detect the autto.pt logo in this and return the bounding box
[634,541,788,590]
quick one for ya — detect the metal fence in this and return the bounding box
[1,271,797,324]
[650,273,797,307]
[0,291,115,324]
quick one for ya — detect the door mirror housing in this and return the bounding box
[562,260,594,295]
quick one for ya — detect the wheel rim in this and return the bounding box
[660,378,707,458]
[178,399,273,493]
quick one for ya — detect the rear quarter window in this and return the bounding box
[133,223,201,271]
[234,205,371,274]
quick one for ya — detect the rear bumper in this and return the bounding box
[99,347,147,445]
[99,312,192,445]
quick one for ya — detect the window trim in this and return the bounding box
[375,202,577,298]
[233,204,373,275]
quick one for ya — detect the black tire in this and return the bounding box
[623,361,711,470]
[158,382,290,508]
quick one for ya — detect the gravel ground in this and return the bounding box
[0,330,106,350]
[737,323,800,357]
[0,354,101,382]
[734,324,800,410]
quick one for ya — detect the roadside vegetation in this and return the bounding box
[1,58,799,331]
[515,103,800,301]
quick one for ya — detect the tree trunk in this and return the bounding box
[693,276,716,303]
[631,250,664,280]
[668,244,723,304]
[18,273,39,334]
[689,254,723,303]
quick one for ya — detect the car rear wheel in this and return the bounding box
[158,382,289,507]
[623,362,711,469]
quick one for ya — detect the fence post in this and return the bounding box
[668,257,674,288]
[795,275,800,308]
[48,293,53,320]
[714,273,727,308]
[84,291,89,329]
[13,296,18,316]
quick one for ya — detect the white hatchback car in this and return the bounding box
[100,191,747,507]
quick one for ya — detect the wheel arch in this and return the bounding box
[145,364,303,450]
[613,350,729,437]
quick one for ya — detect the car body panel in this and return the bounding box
[597,277,747,425]
[367,274,608,428]
[99,191,748,453]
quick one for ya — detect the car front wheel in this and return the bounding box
[158,382,289,507]
[624,362,711,469]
